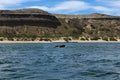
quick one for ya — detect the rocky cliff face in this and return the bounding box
[0,8,61,27]
[0,8,62,38]
[0,9,120,40]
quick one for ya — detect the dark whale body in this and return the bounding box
[55,45,65,48]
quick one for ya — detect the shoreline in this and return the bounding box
[0,40,120,43]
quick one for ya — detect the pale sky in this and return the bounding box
[0,0,120,15]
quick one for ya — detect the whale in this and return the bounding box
[55,45,65,48]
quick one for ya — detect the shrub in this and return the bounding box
[80,38,86,41]
[64,37,71,42]
[109,37,117,41]
[102,37,109,41]
[91,37,100,40]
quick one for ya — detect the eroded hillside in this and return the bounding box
[0,8,120,41]
[55,13,120,40]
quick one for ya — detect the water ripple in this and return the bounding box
[0,43,120,80]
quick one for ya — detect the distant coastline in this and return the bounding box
[0,9,120,42]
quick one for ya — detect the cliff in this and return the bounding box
[0,8,61,27]
[0,8,120,41]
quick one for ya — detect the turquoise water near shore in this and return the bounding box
[0,43,120,80]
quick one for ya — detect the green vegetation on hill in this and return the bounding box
[0,9,120,41]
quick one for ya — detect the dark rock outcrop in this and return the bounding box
[0,8,61,27]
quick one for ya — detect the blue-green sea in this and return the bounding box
[0,43,120,80]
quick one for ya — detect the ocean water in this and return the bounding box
[0,43,120,80]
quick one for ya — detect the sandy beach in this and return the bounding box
[0,40,120,43]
